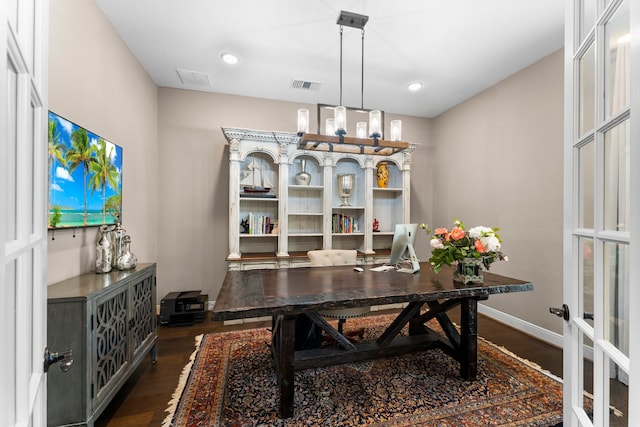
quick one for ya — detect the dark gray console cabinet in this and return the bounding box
[47,263,157,426]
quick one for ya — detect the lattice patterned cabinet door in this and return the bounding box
[130,275,156,356]
[92,287,129,408]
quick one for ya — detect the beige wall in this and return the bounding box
[47,0,158,284]
[157,89,432,301]
[431,49,564,334]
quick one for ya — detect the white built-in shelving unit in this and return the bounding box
[224,127,417,271]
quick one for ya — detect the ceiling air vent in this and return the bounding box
[176,68,212,87]
[290,79,321,91]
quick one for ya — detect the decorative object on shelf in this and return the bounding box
[294,159,312,185]
[271,221,279,235]
[373,218,380,232]
[240,218,249,234]
[110,219,126,264]
[240,158,273,194]
[376,162,389,188]
[96,225,113,273]
[294,11,410,156]
[337,174,355,207]
[420,220,507,282]
[116,235,137,270]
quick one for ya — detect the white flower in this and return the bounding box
[430,237,444,250]
[482,236,501,252]
[469,226,494,239]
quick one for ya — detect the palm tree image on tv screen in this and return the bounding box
[48,111,123,229]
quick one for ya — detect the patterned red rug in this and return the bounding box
[163,314,564,426]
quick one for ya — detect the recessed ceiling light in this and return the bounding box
[407,82,423,92]
[221,52,239,65]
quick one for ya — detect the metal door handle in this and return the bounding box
[44,347,73,373]
[549,304,570,321]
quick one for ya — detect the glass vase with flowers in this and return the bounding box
[420,220,508,284]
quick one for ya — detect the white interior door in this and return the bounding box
[562,0,638,425]
[1,0,49,425]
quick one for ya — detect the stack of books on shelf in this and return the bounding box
[245,213,274,235]
[332,213,358,233]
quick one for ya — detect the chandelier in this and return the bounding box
[296,11,409,156]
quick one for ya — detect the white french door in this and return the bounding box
[1,0,49,425]
[563,0,638,425]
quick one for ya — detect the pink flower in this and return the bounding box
[474,239,486,253]
[434,228,448,235]
[450,227,465,241]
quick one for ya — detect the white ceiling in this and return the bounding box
[95,0,564,118]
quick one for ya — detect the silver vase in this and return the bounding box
[294,159,311,185]
[337,174,355,207]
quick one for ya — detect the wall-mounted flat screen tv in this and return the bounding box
[48,111,123,229]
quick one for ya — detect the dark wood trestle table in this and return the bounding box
[212,262,533,418]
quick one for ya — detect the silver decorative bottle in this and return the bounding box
[111,220,126,266]
[294,159,311,185]
[117,235,137,270]
[96,225,112,273]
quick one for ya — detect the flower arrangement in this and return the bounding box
[420,220,507,274]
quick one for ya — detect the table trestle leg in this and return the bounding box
[376,301,424,347]
[271,314,297,418]
[305,311,357,351]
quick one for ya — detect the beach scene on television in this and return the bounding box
[48,111,123,229]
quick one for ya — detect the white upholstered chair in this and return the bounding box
[307,249,370,337]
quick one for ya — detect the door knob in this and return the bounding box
[549,304,570,321]
[44,347,73,373]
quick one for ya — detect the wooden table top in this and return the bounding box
[212,263,532,321]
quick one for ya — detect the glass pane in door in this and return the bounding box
[579,237,594,325]
[603,242,629,356]
[7,58,18,240]
[605,1,630,118]
[581,333,594,422]
[603,120,630,231]
[579,0,597,43]
[579,43,595,137]
[609,372,628,426]
[579,141,595,228]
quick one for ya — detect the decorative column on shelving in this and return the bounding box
[323,153,334,250]
[277,139,290,259]
[401,144,418,224]
[363,155,375,255]
[227,137,242,261]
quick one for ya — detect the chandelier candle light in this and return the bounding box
[297,108,309,135]
[356,122,367,138]
[390,120,402,141]
[325,118,336,135]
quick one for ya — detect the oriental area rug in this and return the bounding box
[163,314,564,427]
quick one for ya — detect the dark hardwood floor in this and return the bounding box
[95,310,627,426]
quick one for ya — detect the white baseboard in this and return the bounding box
[478,303,563,349]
